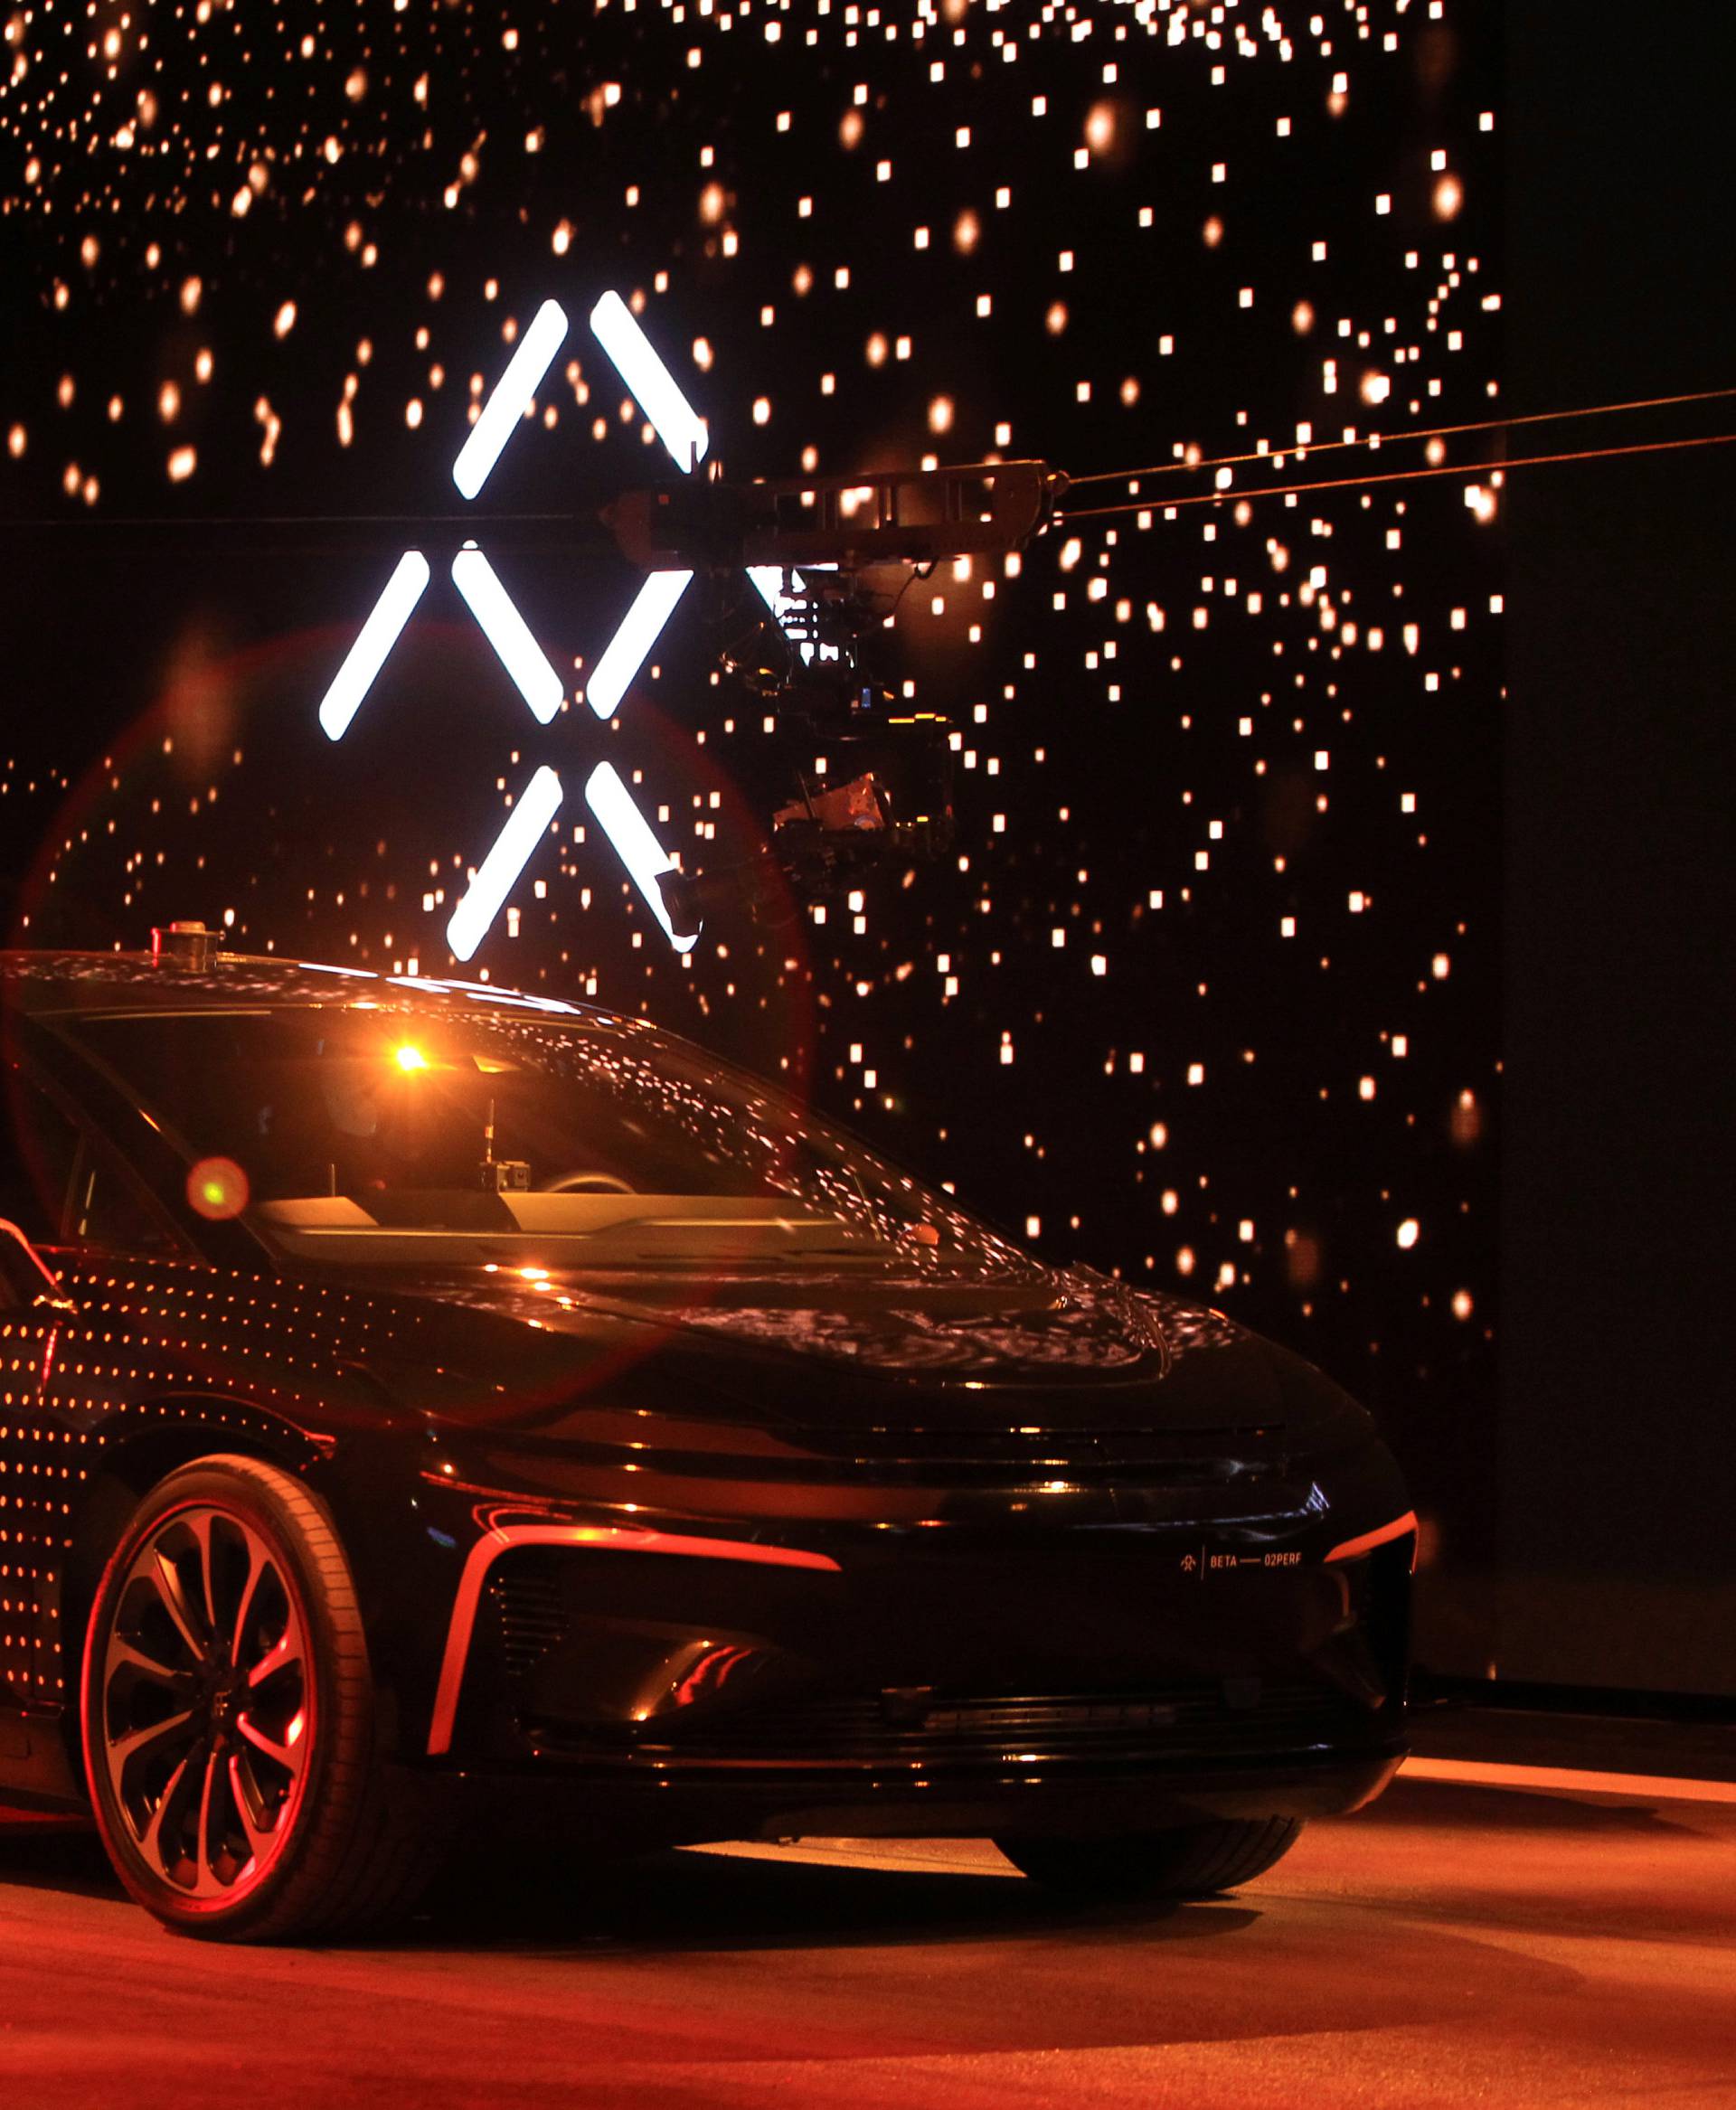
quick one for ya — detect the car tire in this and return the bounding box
[995,1815,1303,1899]
[80,1453,439,1941]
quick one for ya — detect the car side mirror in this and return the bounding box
[0,1219,79,1315]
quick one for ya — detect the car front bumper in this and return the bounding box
[416,1505,1413,1844]
[327,1408,1414,1846]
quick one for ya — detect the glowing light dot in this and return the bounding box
[1396,1220,1420,1249]
[187,1157,250,1222]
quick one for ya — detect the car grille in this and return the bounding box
[525,1427,1297,1487]
[786,1426,1280,1462]
[731,1426,1291,1485]
[522,1678,1372,1771]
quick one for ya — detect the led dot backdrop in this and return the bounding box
[1,0,1505,1674]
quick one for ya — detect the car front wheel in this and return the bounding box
[80,1453,437,1940]
[995,1815,1303,1900]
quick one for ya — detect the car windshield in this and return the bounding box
[59,1003,1032,1276]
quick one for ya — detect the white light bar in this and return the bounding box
[446,765,564,962]
[317,551,430,741]
[747,562,839,666]
[746,565,793,617]
[589,292,709,474]
[585,569,693,719]
[450,548,566,723]
[583,761,698,952]
[451,298,570,502]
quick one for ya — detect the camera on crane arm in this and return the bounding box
[601,459,1064,937]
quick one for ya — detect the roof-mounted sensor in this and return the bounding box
[151,921,220,970]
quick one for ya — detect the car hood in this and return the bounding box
[316,1259,1363,1444]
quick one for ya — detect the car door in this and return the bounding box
[0,1069,81,1729]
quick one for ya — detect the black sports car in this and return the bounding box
[0,937,1415,1940]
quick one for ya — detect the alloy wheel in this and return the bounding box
[97,1502,315,1903]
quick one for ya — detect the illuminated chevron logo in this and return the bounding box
[316,291,734,961]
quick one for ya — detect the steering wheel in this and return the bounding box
[538,1170,637,1194]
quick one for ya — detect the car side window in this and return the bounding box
[65,1139,180,1258]
[0,1069,80,1248]
[1,1064,180,1260]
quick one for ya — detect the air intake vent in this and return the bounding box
[525,1677,1373,1769]
[488,1562,570,1678]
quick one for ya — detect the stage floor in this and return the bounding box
[2,1769,1731,2108]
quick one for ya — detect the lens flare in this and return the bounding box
[186,1156,250,1222]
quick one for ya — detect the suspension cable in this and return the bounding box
[1061,384,1736,493]
[1055,429,1736,524]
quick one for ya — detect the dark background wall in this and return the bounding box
[1498,0,1735,1693]
[5,0,1721,1696]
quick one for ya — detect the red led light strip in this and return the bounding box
[425,1521,840,1757]
[1323,1510,1420,1569]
